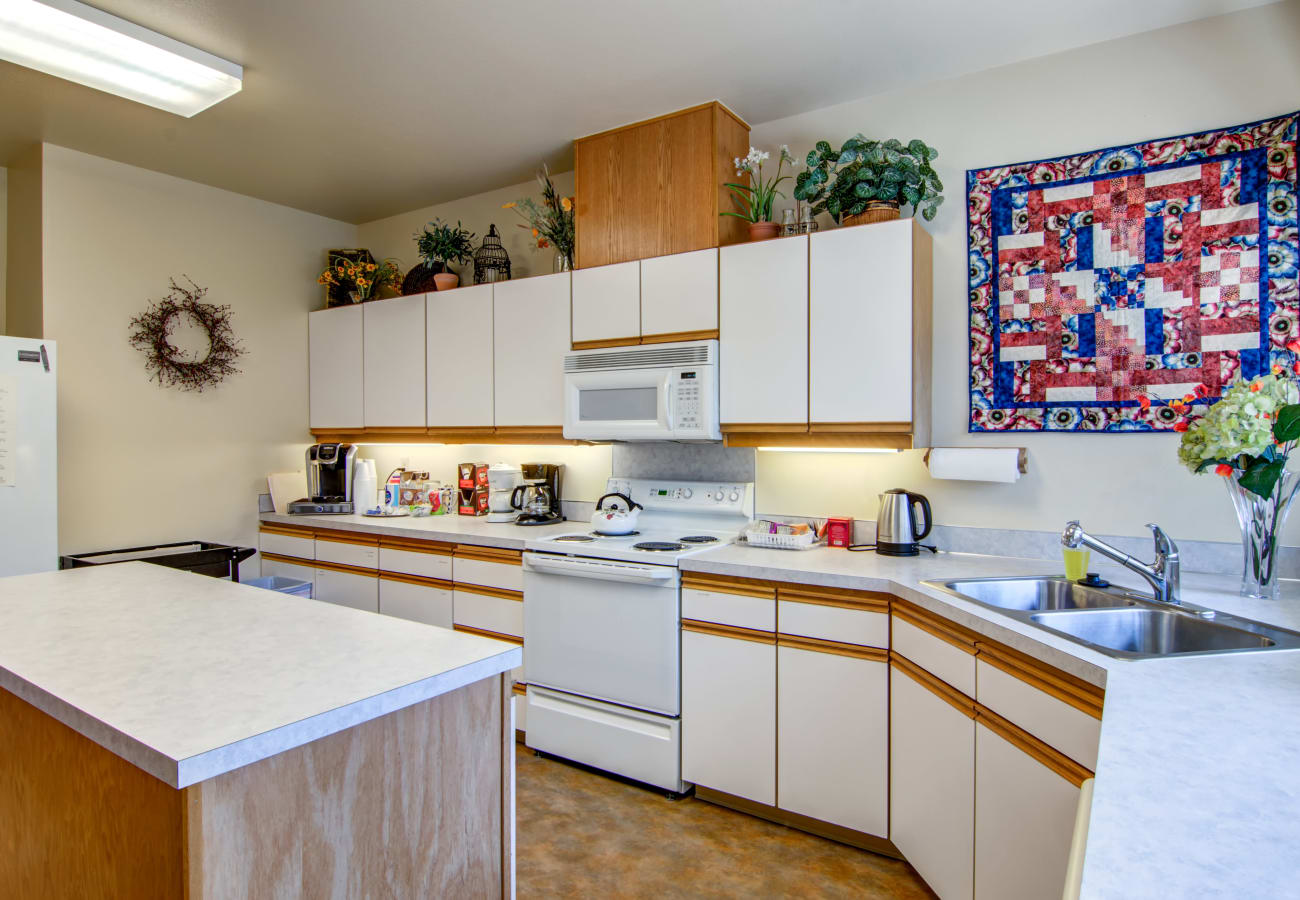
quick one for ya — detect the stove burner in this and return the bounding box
[679,535,720,544]
[591,531,639,538]
[633,541,685,552]
[554,535,595,543]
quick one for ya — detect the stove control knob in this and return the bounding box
[715,488,726,503]
[729,490,740,502]
[683,488,693,499]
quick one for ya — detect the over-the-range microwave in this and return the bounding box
[562,340,721,441]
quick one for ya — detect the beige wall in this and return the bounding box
[357,171,574,283]
[39,145,356,564]
[747,1,1300,545]
[0,166,6,333]
[5,145,43,339]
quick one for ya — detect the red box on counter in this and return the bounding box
[826,517,854,548]
[458,462,488,490]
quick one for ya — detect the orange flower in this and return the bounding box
[537,238,550,249]
[1288,339,1300,353]
[1215,463,1233,476]
[531,228,539,238]
[502,201,517,209]
[1170,399,1186,411]
[1251,382,1262,392]
[1194,384,1210,398]
[561,197,572,212]
[1274,364,1284,376]
[1174,420,1189,432]
[1138,395,1151,410]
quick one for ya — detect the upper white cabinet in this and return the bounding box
[493,272,571,427]
[427,284,494,428]
[363,294,426,428]
[571,260,639,346]
[719,235,808,425]
[641,248,718,339]
[810,218,928,426]
[308,305,364,429]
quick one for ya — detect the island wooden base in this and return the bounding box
[0,674,515,899]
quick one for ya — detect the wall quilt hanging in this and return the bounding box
[128,277,245,392]
[967,111,1298,432]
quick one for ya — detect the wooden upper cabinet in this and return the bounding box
[574,101,750,269]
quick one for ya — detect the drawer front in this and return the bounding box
[259,531,314,561]
[378,577,453,629]
[976,658,1102,770]
[891,616,976,696]
[259,556,314,594]
[314,567,379,613]
[379,546,452,581]
[778,600,888,648]
[315,537,378,569]
[453,556,523,592]
[683,587,775,632]
[453,588,523,638]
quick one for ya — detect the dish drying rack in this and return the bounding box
[740,519,824,551]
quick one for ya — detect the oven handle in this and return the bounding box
[523,552,678,586]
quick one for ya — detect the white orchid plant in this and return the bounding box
[723,145,797,224]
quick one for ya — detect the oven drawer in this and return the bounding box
[526,686,683,792]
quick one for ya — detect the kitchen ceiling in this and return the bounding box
[0,0,1275,223]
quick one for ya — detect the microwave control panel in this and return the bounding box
[670,368,718,438]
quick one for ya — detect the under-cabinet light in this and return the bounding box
[0,0,242,117]
[757,447,901,454]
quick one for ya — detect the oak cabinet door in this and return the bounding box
[308,306,363,429]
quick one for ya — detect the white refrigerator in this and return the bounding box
[0,336,57,576]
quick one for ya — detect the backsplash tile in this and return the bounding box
[611,443,755,482]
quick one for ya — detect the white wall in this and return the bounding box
[749,1,1300,544]
[39,145,356,564]
[357,171,574,283]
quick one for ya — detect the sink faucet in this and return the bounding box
[1062,521,1181,605]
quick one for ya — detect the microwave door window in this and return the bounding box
[579,387,660,422]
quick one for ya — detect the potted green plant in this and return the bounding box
[794,136,943,226]
[722,145,796,240]
[414,219,476,290]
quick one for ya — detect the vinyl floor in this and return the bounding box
[516,749,936,899]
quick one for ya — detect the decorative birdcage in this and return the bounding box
[473,224,512,284]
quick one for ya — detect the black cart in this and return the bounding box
[60,541,257,581]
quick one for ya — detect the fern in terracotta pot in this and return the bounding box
[415,219,476,290]
[794,136,943,225]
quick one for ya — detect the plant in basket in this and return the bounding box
[414,219,476,290]
[317,254,401,303]
[794,136,943,225]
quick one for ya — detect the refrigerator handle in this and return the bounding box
[39,344,48,372]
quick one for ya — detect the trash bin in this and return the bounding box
[244,575,313,599]
[60,541,257,581]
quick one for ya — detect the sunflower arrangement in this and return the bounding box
[317,255,401,302]
[503,164,575,269]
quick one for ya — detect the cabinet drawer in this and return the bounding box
[379,545,452,581]
[891,603,977,696]
[379,574,453,628]
[777,585,889,648]
[315,533,378,569]
[453,546,523,592]
[259,529,314,561]
[453,585,523,638]
[975,645,1104,770]
[313,566,378,613]
[681,573,776,631]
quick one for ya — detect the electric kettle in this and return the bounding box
[875,489,932,556]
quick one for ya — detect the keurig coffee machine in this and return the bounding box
[289,443,357,514]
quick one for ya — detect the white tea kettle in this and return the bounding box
[591,492,643,535]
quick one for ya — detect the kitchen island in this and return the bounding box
[0,562,521,899]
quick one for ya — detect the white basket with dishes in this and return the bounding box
[740,520,823,551]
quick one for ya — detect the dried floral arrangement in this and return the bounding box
[128,277,245,392]
[503,164,575,268]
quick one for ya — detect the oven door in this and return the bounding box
[522,552,680,715]
[563,367,673,440]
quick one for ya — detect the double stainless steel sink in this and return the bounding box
[923,576,1300,660]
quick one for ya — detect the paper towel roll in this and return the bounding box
[926,448,1024,483]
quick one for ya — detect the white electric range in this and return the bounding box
[521,478,753,794]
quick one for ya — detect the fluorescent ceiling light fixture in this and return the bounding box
[0,0,242,116]
[757,447,901,454]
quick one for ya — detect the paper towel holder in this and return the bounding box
[922,447,1028,475]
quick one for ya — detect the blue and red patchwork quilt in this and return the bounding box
[967,112,1298,432]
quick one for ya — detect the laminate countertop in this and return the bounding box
[259,511,577,548]
[680,544,1300,899]
[0,562,521,789]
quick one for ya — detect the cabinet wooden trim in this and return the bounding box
[454,545,523,566]
[975,641,1105,720]
[453,624,525,645]
[808,422,914,433]
[309,427,584,446]
[575,99,750,142]
[681,618,776,644]
[259,551,313,566]
[489,427,574,444]
[682,572,778,599]
[778,633,888,662]
[313,529,380,546]
[426,427,498,442]
[694,786,903,859]
[378,571,453,591]
[572,336,641,351]
[511,682,528,696]
[777,584,890,613]
[378,536,454,556]
[721,422,809,434]
[258,523,315,538]
[453,582,523,602]
[892,600,978,654]
[890,652,975,719]
[640,329,720,345]
[722,430,913,450]
[975,704,1094,788]
[313,558,378,578]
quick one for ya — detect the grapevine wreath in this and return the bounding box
[128,277,245,392]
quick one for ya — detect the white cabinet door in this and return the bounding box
[260,556,315,596]
[777,646,888,837]
[427,284,494,427]
[641,248,718,338]
[313,567,378,613]
[810,220,915,424]
[571,260,640,344]
[719,236,808,425]
[891,661,975,900]
[975,720,1083,900]
[363,295,426,427]
[308,306,364,429]
[493,273,571,427]
[681,628,775,805]
[379,576,453,628]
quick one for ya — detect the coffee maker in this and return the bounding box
[289,443,357,515]
[512,462,564,525]
[486,463,523,523]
